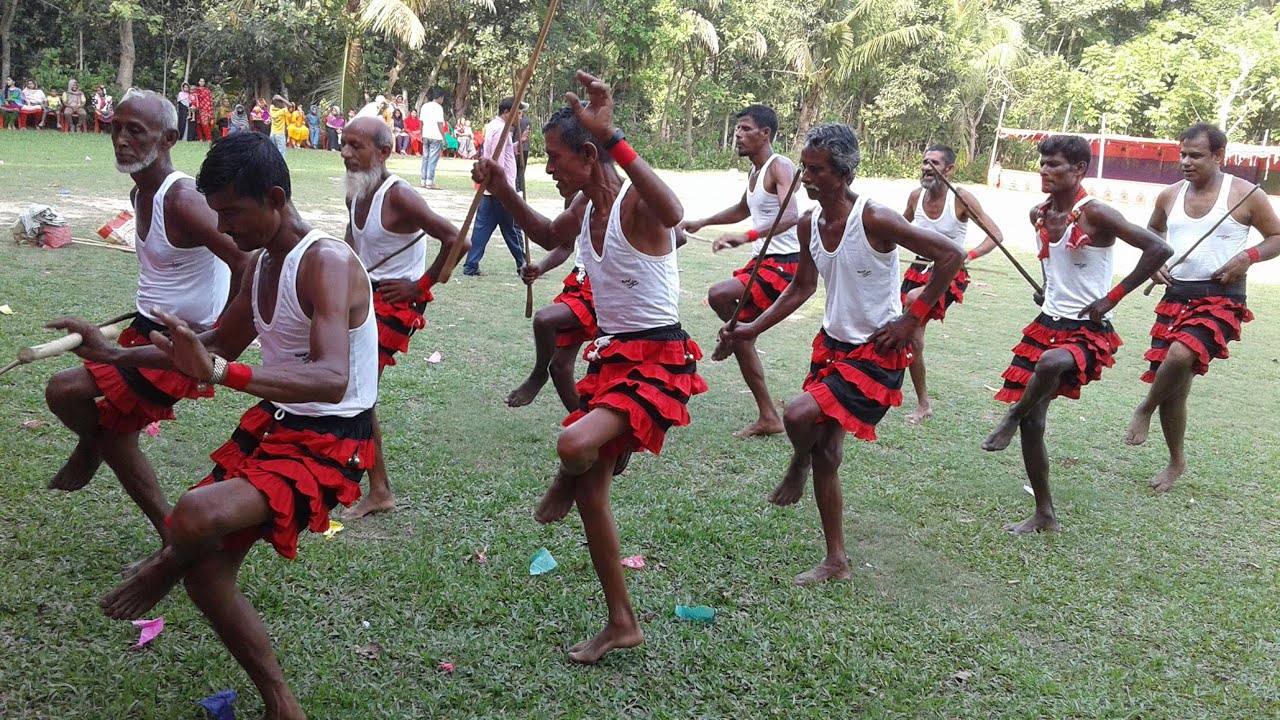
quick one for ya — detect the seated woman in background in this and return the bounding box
[251,98,269,134]
[286,102,309,148]
[324,105,344,150]
[403,108,422,155]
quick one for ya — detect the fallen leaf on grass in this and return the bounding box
[621,555,645,569]
[323,520,345,539]
[0,304,13,315]
[973,281,993,287]
[438,660,455,673]
[983,384,999,393]
[196,689,237,720]
[1007,580,1020,586]
[355,642,382,660]
[952,670,974,683]
[474,546,488,565]
[981,292,998,297]
[144,421,160,437]
[130,617,164,649]
[427,351,442,364]
[20,419,49,429]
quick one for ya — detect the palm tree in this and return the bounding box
[339,0,428,110]
[949,0,1026,160]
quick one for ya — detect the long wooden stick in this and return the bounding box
[73,237,136,253]
[931,172,1043,295]
[711,168,804,361]
[1142,183,1261,296]
[518,142,534,318]
[1,312,137,376]
[437,0,560,285]
[365,230,426,274]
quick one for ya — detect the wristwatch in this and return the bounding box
[604,128,626,150]
[208,355,228,384]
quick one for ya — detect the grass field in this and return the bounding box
[2,132,1280,719]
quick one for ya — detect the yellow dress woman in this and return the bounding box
[286,105,309,147]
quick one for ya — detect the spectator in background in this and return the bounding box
[21,79,46,128]
[44,88,63,130]
[455,117,475,159]
[287,102,309,148]
[268,94,288,155]
[462,97,525,277]
[216,97,232,136]
[418,88,446,189]
[250,98,269,134]
[93,85,114,131]
[64,79,87,132]
[391,107,406,154]
[403,108,422,155]
[325,105,345,150]
[176,82,192,140]
[1,78,20,129]
[307,104,322,148]
[228,103,250,135]
[192,77,214,141]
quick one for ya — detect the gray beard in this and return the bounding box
[345,168,385,205]
[920,176,940,191]
[115,147,160,175]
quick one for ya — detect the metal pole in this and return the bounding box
[1061,101,1072,132]
[1096,113,1107,181]
[987,96,1008,182]
[1263,129,1271,182]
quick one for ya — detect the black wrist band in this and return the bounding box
[604,128,625,150]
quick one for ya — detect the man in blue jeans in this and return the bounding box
[419,89,446,189]
[464,97,525,276]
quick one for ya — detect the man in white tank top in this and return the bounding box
[680,104,800,438]
[900,144,1003,424]
[54,133,378,720]
[720,124,964,585]
[982,135,1171,535]
[44,89,247,546]
[338,117,462,520]
[1125,123,1280,493]
[472,71,707,664]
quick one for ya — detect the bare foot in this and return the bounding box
[982,413,1020,452]
[99,548,183,620]
[1148,461,1185,493]
[119,548,163,578]
[1124,408,1153,446]
[48,440,102,491]
[505,371,549,408]
[262,693,306,720]
[566,621,644,664]
[1003,511,1059,535]
[733,416,784,438]
[794,557,851,585]
[768,455,811,506]
[343,489,396,520]
[905,403,933,425]
[535,470,577,524]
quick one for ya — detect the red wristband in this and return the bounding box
[746,229,760,242]
[609,139,639,168]
[223,362,252,391]
[1245,247,1261,263]
[966,250,978,261]
[1105,285,1127,304]
[908,298,932,323]
[416,273,435,302]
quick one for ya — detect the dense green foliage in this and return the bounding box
[4,0,1279,169]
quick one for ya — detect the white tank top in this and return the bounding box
[747,154,801,256]
[581,182,681,334]
[1040,198,1114,320]
[911,187,967,249]
[251,230,378,418]
[350,175,426,282]
[810,197,901,345]
[135,171,231,330]
[1166,177,1250,282]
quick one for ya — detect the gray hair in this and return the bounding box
[120,88,179,133]
[805,123,861,182]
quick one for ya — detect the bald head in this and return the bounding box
[346,117,393,153]
[119,88,179,133]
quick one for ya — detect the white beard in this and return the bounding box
[920,176,940,191]
[345,168,384,205]
[115,147,160,175]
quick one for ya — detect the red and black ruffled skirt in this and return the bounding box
[995,313,1123,403]
[732,252,800,322]
[899,257,970,321]
[1142,280,1252,382]
[193,400,376,559]
[564,323,708,456]
[802,328,911,441]
[552,268,598,348]
[85,314,215,433]
[371,280,430,372]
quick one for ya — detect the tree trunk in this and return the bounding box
[77,24,84,72]
[0,0,18,84]
[388,47,406,92]
[421,28,462,108]
[116,16,135,91]
[160,36,170,96]
[792,81,822,153]
[183,38,192,84]
[453,59,471,119]
[683,61,703,162]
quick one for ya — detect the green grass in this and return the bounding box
[2,132,1280,718]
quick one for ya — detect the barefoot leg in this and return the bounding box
[731,339,784,437]
[1004,399,1059,535]
[508,305,575,407]
[903,290,933,425]
[983,348,1076,452]
[535,468,579,524]
[1128,342,1196,446]
[548,345,583,414]
[795,424,852,585]
[45,367,105,491]
[566,458,644,664]
[1150,372,1192,493]
[344,409,395,519]
[770,392,822,505]
[99,430,171,540]
[184,547,305,720]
